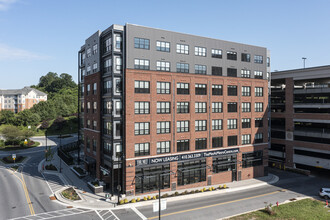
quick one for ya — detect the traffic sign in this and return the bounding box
[153,199,167,212]
[12,154,16,159]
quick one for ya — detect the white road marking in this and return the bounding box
[9,208,92,220]
[131,207,147,220]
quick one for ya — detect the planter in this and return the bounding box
[88,182,104,193]
[70,167,87,178]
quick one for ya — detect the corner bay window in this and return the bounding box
[178,159,206,185]
[213,155,236,173]
[242,151,263,168]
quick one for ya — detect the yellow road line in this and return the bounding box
[21,168,35,215]
[148,190,285,219]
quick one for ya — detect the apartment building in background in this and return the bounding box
[270,65,330,172]
[78,23,270,196]
[0,87,47,113]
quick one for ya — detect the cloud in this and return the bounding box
[0,0,18,11]
[0,43,50,61]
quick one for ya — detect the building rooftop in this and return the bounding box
[0,87,47,96]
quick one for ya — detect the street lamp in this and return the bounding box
[302,57,307,68]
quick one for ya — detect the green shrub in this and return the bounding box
[161,193,168,198]
[211,187,215,191]
[190,190,195,194]
[119,200,124,205]
[131,199,136,203]
[137,198,141,202]
[156,195,159,199]
[223,184,227,189]
[143,197,147,201]
[209,187,213,191]
[124,199,128,204]
[195,190,199,193]
[219,185,222,189]
[174,192,179,196]
[147,195,151,200]
[152,196,157,200]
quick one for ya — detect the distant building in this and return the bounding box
[0,87,47,113]
[270,65,330,171]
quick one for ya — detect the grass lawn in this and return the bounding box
[229,198,330,220]
[61,187,81,201]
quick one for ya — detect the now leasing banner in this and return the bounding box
[136,148,239,166]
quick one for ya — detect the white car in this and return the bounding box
[319,188,330,199]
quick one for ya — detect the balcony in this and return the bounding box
[294,127,330,139]
[294,84,330,94]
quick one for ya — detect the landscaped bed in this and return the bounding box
[45,164,57,171]
[61,187,81,201]
[1,155,26,164]
[0,141,40,151]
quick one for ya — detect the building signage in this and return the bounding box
[136,148,239,166]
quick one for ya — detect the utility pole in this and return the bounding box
[302,57,307,68]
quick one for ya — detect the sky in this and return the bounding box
[0,0,330,89]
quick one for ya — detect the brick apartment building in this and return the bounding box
[78,24,271,196]
[270,65,330,172]
[0,87,47,113]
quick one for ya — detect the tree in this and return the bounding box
[15,110,40,126]
[40,120,50,129]
[0,110,15,125]
[1,125,22,145]
[53,116,65,130]
[21,129,35,140]
[38,72,58,88]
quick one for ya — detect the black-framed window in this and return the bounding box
[134,59,150,70]
[177,139,189,152]
[115,35,122,49]
[255,118,263,127]
[227,68,237,77]
[212,102,223,113]
[211,49,222,58]
[195,120,207,131]
[195,102,207,113]
[227,51,237,60]
[228,85,237,96]
[228,135,237,146]
[195,138,207,150]
[157,102,171,114]
[177,120,189,133]
[104,38,111,53]
[134,101,150,114]
[92,139,97,151]
[176,44,189,54]
[227,119,237,129]
[195,46,206,57]
[242,102,251,112]
[242,118,251,128]
[86,102,90,113]
[255,87,263,97]
[242,134,251,145]
[255,133,263,143]
[195,83,207,95]
[93,83,97,94]
[103,121,112,135]
[254,55,263,64]
[103,81,112,94]
[255,102,263,112]
[212,137,223,148]
[228,102,237,113]
[177,63,189,73]
[178,159,206,185]
[134,122,150,135]
[241,69,251,78]
[157,141,170,154]
[93,121,97,130]
[212,154,236,173]
[242,151,263,168]
[195,65,207,75]
[212,84,223,95]
[135,80,150,93]
[134,37,150,49]
[157,82,171,94]
[104,58,112,73]
[177,82,189,94]
[156,61,170,72]
[212,66,223,76]
[93,102,97,113]
[156,41,170,52]
[135,143,150,156]
[254,71,263,79]
[242,86,251,96]
[241,53,251,62]
[212,119,223,130]
[157,121,170,134]
[177,102,189,113]
[103,141,111,156]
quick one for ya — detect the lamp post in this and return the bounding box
[302,57,307,68]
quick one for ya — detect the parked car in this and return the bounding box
[319,188,330,199]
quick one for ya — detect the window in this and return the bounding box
[254,55,263,64]
[227,119,237,129]
[242,151,263,168]
[242,134,251,145]
[135,102,150,114]
[135,143,150,156]
[242,86,251,96]
[92,63,98,73]
[156,61,170,72]
[228,102,237,112]
[157,102,171,114]
[115,101,122,115]
[212,84,223,95]
[254,71,263,79]
[195,138,207,150]
[105,38,111,52]
[195,46,206,57]
[134,122,150,135]
[211,49,222,58]
[92,44,98,55]
[255,102,263,112]
[156,41,170,52]
[267,57,270,67]
[212,102,223,113]
[86,102,90,113]
[177,121,189,133]
[228,85,237,96]
[87,84,91,95]
[227,68,237,77]
[177,102,189,113]
[134,37,150,49]
[87,119,90,128]
[178,159,206,185]
[87,48,91,58]
[92,139,97,151]
[104,101,112,114]
[228,135,237,146]
[157,141,170,154]
[241,69,251,78]
[212,119,223,130]
[115,35,122,49]
[93,83,97,94]
[93,102,97,113]
[115,79,122,93]
[195,102,207,113]
[103,141,111,156]
[177,63,189,73]
[255,118,263,127]
[115,57,122,70]
[195,84,207,95]
[104,58,112,73]
[195,120,207,131]
[227,51,237,60]
[87,65,91,75]
[93,121,97,130]
[157,121,171,134]
[212,155,236,173]
[176,44,189,54]
[134,59,150,70]
[135,80,150,93]
[255,133,263,143]
[195,65,207,75]
[242,118,251,128]
[212,66,223,76]
[212,137,223,148]
[103,80,112,94]
[157,82,171,94]
[177,82,189,94]
[255,87,263,97]
[177,139,189,152]
[241,53,250,62]
[104,121,112,135]
[242,102,251,112]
